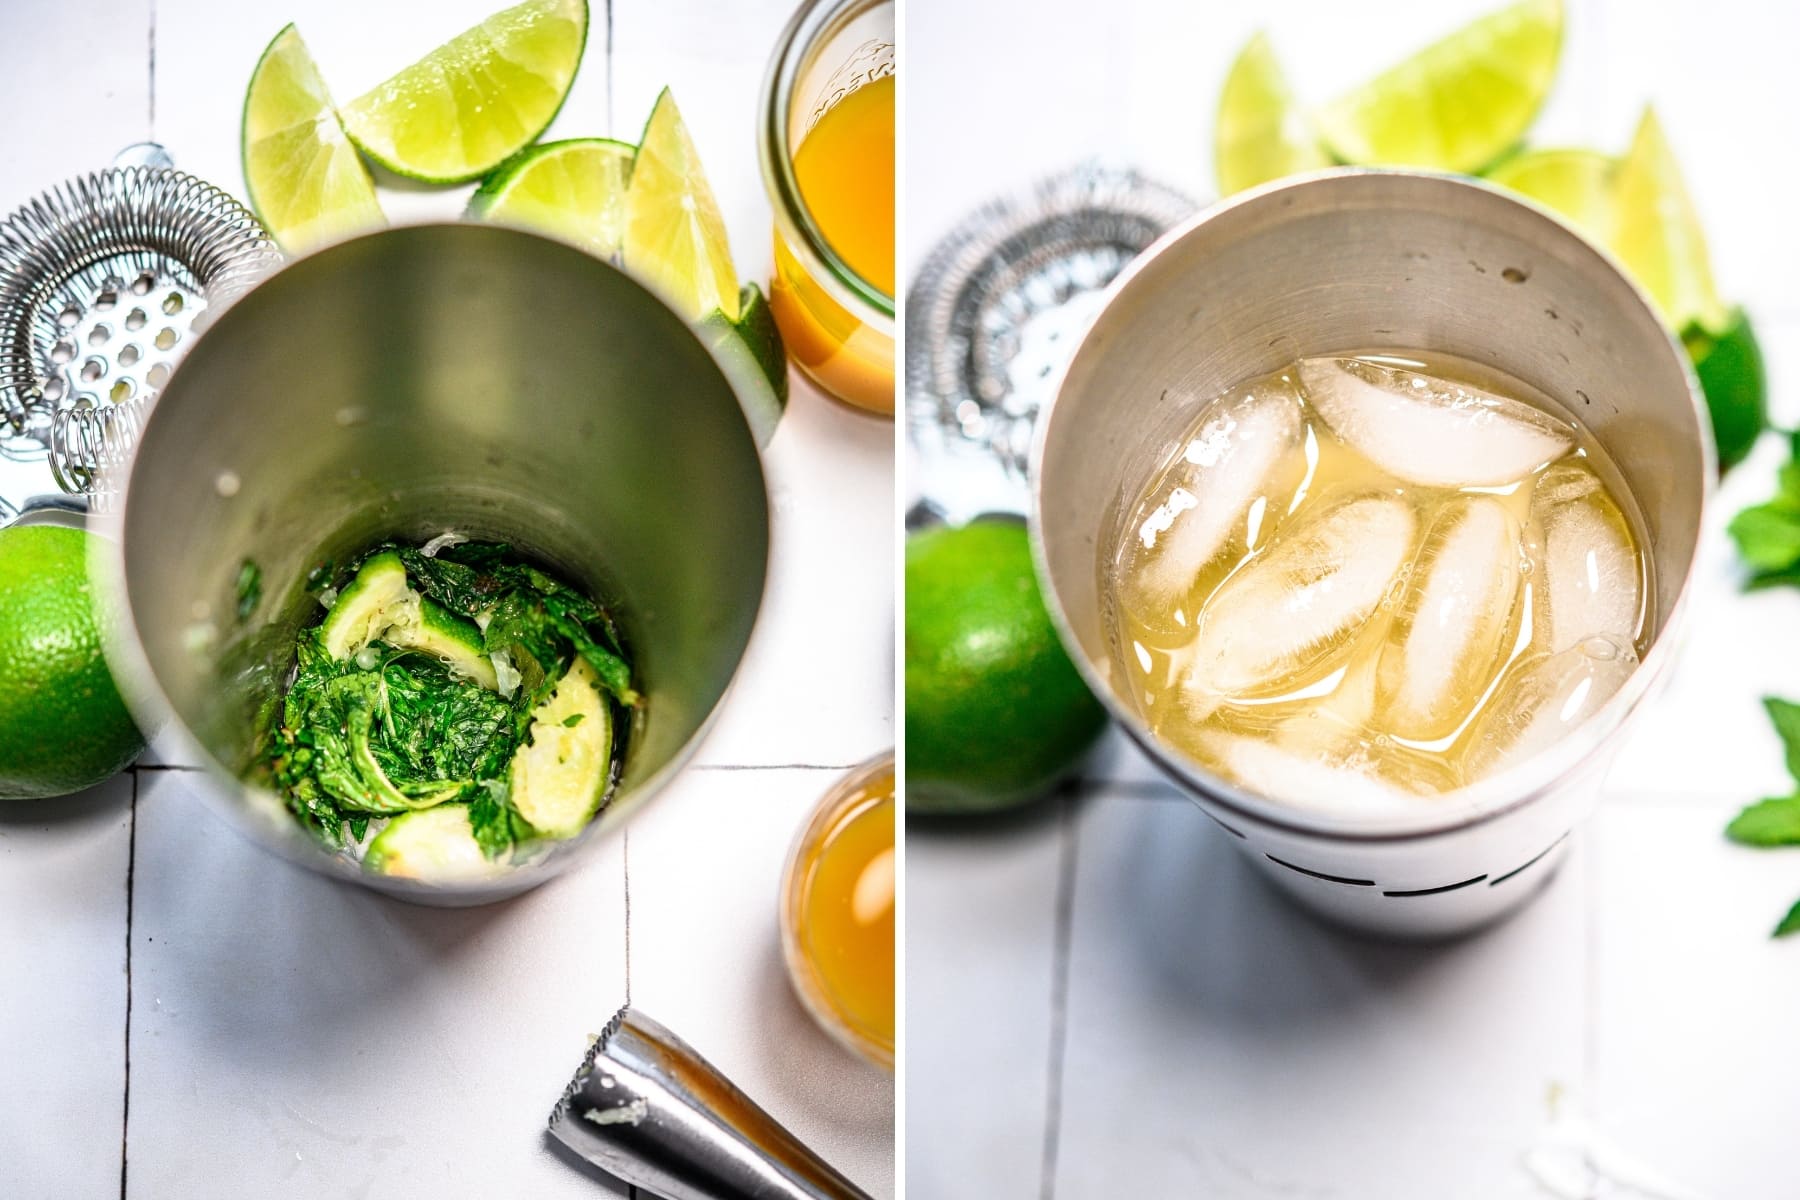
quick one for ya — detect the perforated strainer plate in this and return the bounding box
[0,165,279,502]
[905,163,1194,522]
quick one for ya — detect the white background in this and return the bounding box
[906,0,1800,1197]
[0,1,896,1197]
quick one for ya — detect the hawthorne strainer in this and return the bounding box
[0,164,279,504]
[905,163,1193,522]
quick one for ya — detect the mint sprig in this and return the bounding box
[1729,448,1800,581]
[1726,697,1800,936]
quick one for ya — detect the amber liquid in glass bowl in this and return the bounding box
[780,753,895,1068]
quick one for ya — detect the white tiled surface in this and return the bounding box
[903,807,1063,1200]
[908,1,1800,1197]
[0,1,893,1197]
[0,776,133,1199]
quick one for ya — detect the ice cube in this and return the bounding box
[1531,462,1642,654]
[1463,635,1638,780]
[1182,492,1416,703]
[1375,497,1524,740]
[1114,382,1306,633]
[1205,724,1443,816]
[1297,357,1574,488]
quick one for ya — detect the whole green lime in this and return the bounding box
[906,518,1109,813]
[0,525,143,798]
[1684,308,1766,473]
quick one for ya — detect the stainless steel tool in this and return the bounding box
[550,1007,874,1200]
[0,161,277,505]
[1032,170,1712,938]
[905,163,1192,522]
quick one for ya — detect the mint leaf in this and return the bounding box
[1774,897,1800,938]
[1726,794,1800,845]
[1765,697,1800,781]
[562,713,585,727]
[467,780,532,860]
[1729,504,1800,572]
[1744,564,1800,592]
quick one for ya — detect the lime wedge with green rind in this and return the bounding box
[508,657,611,839]
[624,87,740,323]
[341,0,588,185]
[1316,0,1563,173]
[1214,33,1330,196]
[1685,309,1766,473]
[703,284,788,447]
[242,23,385,254]
[1612,107,1731,336]
[1485,147,1615,243]
[469,137,634,258]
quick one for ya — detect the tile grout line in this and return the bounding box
[603,0,614,135]
[692,763,867,772]
[1584,831,1598,1086]
[622,828,632,1008]
[135,763,854,774]
[119,769,138,1200]
[1037,791,1079,1200]
[146,0,156,140]
[1581,827,1601,1188]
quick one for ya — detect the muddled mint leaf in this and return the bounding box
[236,558,263,620]
[562,713,585,727]
[304,558,336,593]
[1774,897,1800,939]
[1726,794,1800,846]
[263,540,631,859]
[467,780,535,860]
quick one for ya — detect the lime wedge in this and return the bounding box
[468,138,634,258]
[1316,0,1563,173]
[1485,148,1615,242]
[1612,108,1730,335]
[1685,308,1767,472]
[508,657,611,839]
[703,284,789,447]
[341,0,588,184]
[624,88,740,322]
[241,24,385,254]
[1214,33,1329,196]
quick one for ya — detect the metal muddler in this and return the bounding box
[549,1006,874,1200]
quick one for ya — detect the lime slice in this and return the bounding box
[320,551,412,660]
[1685,308,1767,473]
[624,88,740,322]
[1214,33,1329,196]
[365,805,505,881]
[1612,108,1730,335]
[1316,0,1563,172]
[1485,148,1615,243]
[341,0,588,184]
[241,23,384,254]
[702,284,789,447]
[468,138,634,258]
[508,658,611,839]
